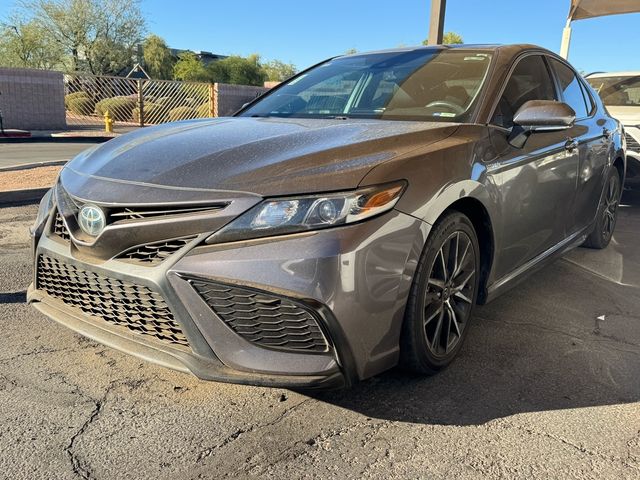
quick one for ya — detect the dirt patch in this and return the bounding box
[0,166,61,191]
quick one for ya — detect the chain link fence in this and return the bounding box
[63,73,268,132]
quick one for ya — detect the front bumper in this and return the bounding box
[28,209,427,388]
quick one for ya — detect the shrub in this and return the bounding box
[65,91,91,108]
[196,102,211,118]
[66,97,95,116]
[133,102,166,124]
[95,96,137,121]
[168,106,196,122]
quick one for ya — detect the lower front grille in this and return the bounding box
[626,133,640,152]
[52,211,70,241]
[36,255,189,349]
[190,279,329,353]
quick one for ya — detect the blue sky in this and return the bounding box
[2,0,639,73]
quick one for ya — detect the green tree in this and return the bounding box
[262,59,297,82]
[9,0,146,74]
[0,17,64,68]
[143,34,174,79]
[207,54,267,86]
[173,52,208,81]
[422,31,464,45]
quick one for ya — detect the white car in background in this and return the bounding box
[587,72,640,187]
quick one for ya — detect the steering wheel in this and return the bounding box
[425,100,465,115]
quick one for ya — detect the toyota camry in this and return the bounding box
[29,44,625,388]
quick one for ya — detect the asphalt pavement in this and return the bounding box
[0,142,98,169]
[0,193,639,479]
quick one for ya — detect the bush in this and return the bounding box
[196,102,211,118]
[95,96,137,121]
[65,91,90,108]
[66,97,95,116]
[168,106,196,122]
[133,102,166,124]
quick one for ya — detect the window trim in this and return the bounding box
[487,51,560,130]
[546,55,595,121]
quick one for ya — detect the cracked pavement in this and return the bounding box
[1,192,639,479]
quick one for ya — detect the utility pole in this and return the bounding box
[427,0,447,45]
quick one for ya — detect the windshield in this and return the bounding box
[587,75,640,107]
[241,49,493,122]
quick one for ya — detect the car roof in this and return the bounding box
[339,43,544,57]
[586,71,640,78]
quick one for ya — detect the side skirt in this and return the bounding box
[482,225,591,304]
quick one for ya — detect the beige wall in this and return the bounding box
[0,68,66,130]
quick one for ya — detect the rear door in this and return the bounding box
[547,57,609,235]
[487,54,580,280]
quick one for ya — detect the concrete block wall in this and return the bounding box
[0,68,66,130]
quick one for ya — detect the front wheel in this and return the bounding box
[583,168,621,249]
[400,211,480,375]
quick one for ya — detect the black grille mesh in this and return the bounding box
[37,255,189,349]
[52,211,70,241]
[626,133,640,152]
[190,279,329,353]
[117,237,197,265]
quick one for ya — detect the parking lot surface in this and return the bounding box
[0,142,98,169]
[1,193,639,479]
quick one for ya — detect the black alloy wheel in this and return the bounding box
[400,211,480,374]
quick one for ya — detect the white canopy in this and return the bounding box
[561,0,640,58]
[569,0,640,21]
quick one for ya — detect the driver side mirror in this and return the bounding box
[508,100,576,148]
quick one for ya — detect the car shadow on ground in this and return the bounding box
[0,290,26,304]
[310,189,640,426]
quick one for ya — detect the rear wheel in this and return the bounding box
[583,168,621,249]
[400,211,480,375]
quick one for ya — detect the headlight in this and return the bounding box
[30,187,55,235]
[207,181,406,244]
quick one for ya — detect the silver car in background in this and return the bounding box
[29,44,625,389]
[586,72,640,187]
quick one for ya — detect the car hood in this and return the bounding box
[64,117,457,200]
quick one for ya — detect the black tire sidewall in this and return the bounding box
[402,212,481,372]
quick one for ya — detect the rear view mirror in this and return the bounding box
[509,100,576,148]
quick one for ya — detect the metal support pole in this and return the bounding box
[137,79,144,127]
[428,0,447,45]
[559,19,572,59]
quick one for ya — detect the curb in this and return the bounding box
[0,188,48,207]
[0,136,114,144]
[0,160,67,173]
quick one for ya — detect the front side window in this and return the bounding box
[491,55,557,128]
[549,58,589,119]
[587,75,640,107]
[241,50,493,123]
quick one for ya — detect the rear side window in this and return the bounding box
[579,80,595,115]
[491,55,557,128]
[549,58,589,119]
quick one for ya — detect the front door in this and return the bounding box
[487,54,579,280]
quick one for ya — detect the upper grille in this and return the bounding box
[190,279,329,353]
[117,236,197,265]
[36,255,189,349]
[626,133,640,152]
[109,204,227,223]
[52,211,70,241]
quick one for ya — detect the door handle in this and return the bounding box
[565,139,579,152]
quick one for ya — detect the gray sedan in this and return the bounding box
[29,44,625,388]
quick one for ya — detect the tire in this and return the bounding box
[583,168,621,249]
[400,211,481,375]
